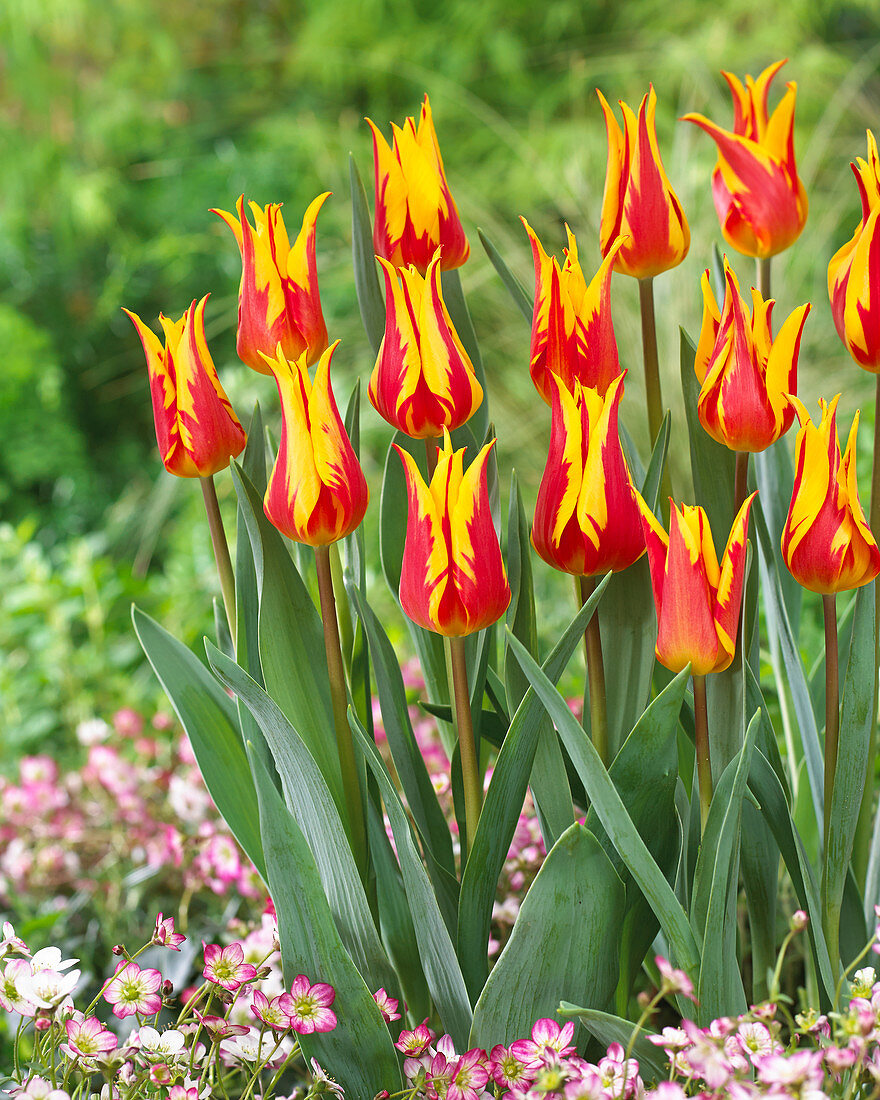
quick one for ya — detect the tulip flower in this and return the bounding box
[212,194,329,374]
[522,220,625,402]
[532,373,644,577]
[781,395,880,595]
[262,341,369,546]
[597,86,690,279]
[367,95,469,273]
[123,295,246,478]
[395,432,510,637]
[683,60,808,260]
[828,130,880,371]
[694,258,810,453]
[638,494,756,677]
[369,252,482,438]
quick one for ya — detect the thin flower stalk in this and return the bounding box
[449,635,482,855]
[200,475,237,641]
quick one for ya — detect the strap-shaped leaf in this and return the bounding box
[477,228,532,321]
[350,154,385,353]
[558,1004,667,1082]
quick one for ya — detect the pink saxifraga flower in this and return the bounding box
[104,960,163,1019]
[202,942,257,992]
[278,974,337,1034]
[373,986,401,1022]
[655,955,696,1002]
[251,988,290,1031]
[152,913,186,950]
[62,1014,118,1059]
[395,1020,436,1056]
[490,1044,535,1090]
[510,1018,576,1070]
[447,1048,490,1100]
[11,1077,71,1100]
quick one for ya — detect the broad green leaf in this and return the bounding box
[469,824,624,1050]
[350,710,473,1048]
[640,411,671,517]
[507,633,700,972]
[206,644,396,997]
[230,462,346,821]
[754,436,801,635]
[132,607,264,881]
[740,801,780,1003]
[441,268,489,441]
[558,1004,668,1082]
[478,228,532,321]
[249,746,400,1100]
[350,154,385,353]
[458,578,611,1000]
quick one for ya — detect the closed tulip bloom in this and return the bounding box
[532,373,645,576]
[367,95,469,273]
[828,131,880,370]
[263,341,369,546]
[212,193,329,374]
[598,86,690,278]
[522,219,625,402]
[638,493,756,675]
[396,432,510,636]
[781,395,880,594]
[683,60,808,259]
[123,295,246,478]
[369,252,482,438]
[694,258,810,452]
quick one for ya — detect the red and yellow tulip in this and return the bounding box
[262,341,369,546]
[212,194,329,375]
[597,86,690,279]
[532,373,645,576]
[694,258,810,452]
[638,493,756,675]
[683,60,808,259]
[828,131,880,371]
[124,295,246,478]
[396,432,510,636]
[367,95,469,274]
[781,395,880,594]
[522,220,624,402]
[369,252,482,438]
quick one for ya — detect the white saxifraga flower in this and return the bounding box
[137,1025,187,1061]
[17,965,81,1009]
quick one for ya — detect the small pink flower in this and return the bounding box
[202,942,257,992]
[103,960,163,1019]
[0,921,29,959]
[62,1015,117,1058]
[278,974,337,1034]
[655,955,696,1001]
[395,1020,436,1055]
[373,987,401,1022]
[152,914,186,951]
[489,1043,534,1090]
[194,1011,249,1039]
[510,1018,576,1069]
[447,1048,489,1100]
[251,989,290,1031]
[113,707,144,737]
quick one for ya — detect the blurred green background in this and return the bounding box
[3,0,880,758]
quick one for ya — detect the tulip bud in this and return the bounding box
[367,95,469,273]
[369,252,482,437]
[124,296,247,478]
[522,220,624,402]
[683,60,808,259]
[638,493,756,675]
[694,258,809,452]
[532,373,644,576]
[781,395,880,594]
[263,341,369,546]
[828,131,880,370]
[396,432,510,636]
[598,85,690,278]
[212,193,329,374]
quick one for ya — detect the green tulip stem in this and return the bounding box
[200,475,236,642]
[449,635,482,856]
[734,451,750,515]
[425,436,439,480]
[853,376,880,887]
[693,673,712,837]
[757,256,772,302]
[579,575,609,767]
[822,591,841,975]
[314,543,368,880]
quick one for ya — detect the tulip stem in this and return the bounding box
[822,592,841,976]
[693,673,712,837]
[638,277,664,446]
[757,257,772,302]
[314,544,368,880]
[200,475,236,642]
[579,575,609,767]
[449,635,482,857]
[425,436,439,480]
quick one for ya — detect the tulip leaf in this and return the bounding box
[557,1005,668,1082]
[679,328,735,540]
[230,461,348,825]
[458,579,610,1001]
[507,632,700,973]
[441,268,489,442]
[349,154,385,353]
[825,581,875,969]
[349,709,473,1049]
[206,643,397,997]
[477,228,533,321]
[132,607,265,880]
[754,436,801,635]
[469,823,624,1051]
[640,410,671,517]
[248,745,401,1100]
